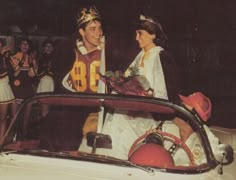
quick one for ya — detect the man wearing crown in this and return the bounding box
[61,7,106,152]
[62,6,106,94]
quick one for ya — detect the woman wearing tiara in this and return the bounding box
[124,14,181,102]
[96,14,181,159]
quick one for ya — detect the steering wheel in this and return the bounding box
[128,129,195,166]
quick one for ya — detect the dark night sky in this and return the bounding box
[1,0,236,37]
[1,0,236,127]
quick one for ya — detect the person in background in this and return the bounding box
[136,92,232,166]
[0,38,15,143]
[36,39,55,118]
[9,38,38,132]
[37,39,55,94]
[162,92,220,165]
[61,6,106,152]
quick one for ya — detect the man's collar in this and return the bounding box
[76,36,105,55]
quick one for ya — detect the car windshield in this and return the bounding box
[0,93,217,173]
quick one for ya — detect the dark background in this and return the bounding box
[1,0,236,127]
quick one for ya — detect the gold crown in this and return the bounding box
[77,6,101,27]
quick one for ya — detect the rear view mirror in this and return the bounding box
[86,132,112,153]
[215,144,234,165]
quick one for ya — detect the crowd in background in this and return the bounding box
[0,36,57,141]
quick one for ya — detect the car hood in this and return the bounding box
[210,126,236,151]
[0,153,235,180]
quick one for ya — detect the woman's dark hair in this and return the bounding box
[17,37,33,54]
[136,15,168,48]
[42,38,54,47]
[18,37,31,47]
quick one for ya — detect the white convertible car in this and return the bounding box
[0,93,235,179]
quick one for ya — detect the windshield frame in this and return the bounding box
[0,92,219,173]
